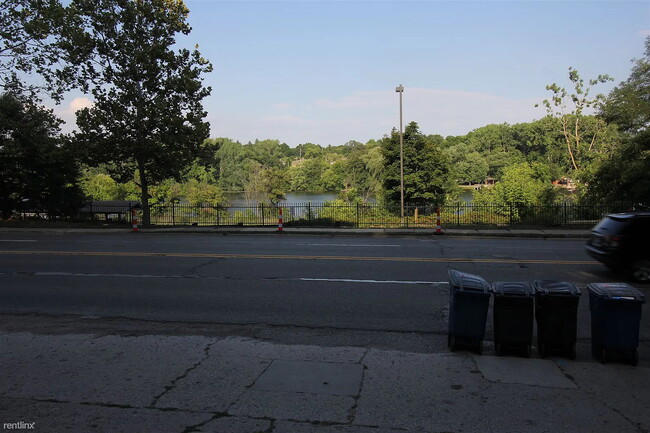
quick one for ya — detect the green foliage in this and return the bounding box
[290,158,328,192]
[588,37,650,205]
[0,93,82,218]
[382,121,454,206]
[473,162,563,220]
[80,172,121,200]
[0,0,72,100]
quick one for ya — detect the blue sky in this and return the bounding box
[56,0,650,147]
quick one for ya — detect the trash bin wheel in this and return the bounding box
[539,343,546,358]
[475,340,483,355]
[525,344,532,358]
[449,335,456,352]
[495,342,503,356]
[631,349,639,366]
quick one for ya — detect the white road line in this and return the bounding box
[299,278,447,285]
[299,244,401,247]
[19,272,448,286]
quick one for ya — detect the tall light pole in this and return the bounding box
[395,84,404,225]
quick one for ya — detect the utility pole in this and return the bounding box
[395,84,405,225]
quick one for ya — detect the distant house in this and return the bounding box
[552,178,577,192]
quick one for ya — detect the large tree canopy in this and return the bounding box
[71,0,212,224]
[0,92,82,218]
[0,0,72,99]
[382,121,454,207]
[587,37,650,204]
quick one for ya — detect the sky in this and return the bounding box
[55,0,650,147]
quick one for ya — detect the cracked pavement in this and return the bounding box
[1,329,649,433]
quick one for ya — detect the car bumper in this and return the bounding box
[585,245,626,268]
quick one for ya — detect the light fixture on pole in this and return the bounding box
[395,84,404,225]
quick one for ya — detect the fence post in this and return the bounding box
[356,202,360,228]
[216,204,221,226]
[308,202,312,222]
[509,202,513,227]
[172,203,175,226]
[261,202,265,225]
[563,202,567,227]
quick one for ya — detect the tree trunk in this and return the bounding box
[138,160,150,225]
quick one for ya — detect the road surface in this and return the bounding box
[0,232,637,335]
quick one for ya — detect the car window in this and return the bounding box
[593,216,630,234]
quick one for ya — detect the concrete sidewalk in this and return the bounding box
[0,226,592,238]
[1,332,648,433]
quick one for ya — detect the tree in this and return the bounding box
[588,37,650,204]
[381,121,453,206]
[0,92,82,218]
[290,158,327,192]
[537,67,614,173]
[0,0,72,99]
[70,0,212,224]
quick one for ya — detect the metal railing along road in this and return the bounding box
[135,202,636,229]
[9,201,635,229]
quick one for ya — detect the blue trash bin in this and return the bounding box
[492,282,535,357]
[588,282,645,365]
[447,269,491,354]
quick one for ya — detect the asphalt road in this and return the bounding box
[0,232,644,334]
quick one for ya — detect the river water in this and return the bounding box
[225,190,473,205]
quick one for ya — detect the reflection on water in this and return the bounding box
[460,190,474,203]
[224,190,473,206]
[224,192,339,206]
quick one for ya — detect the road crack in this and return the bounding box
[150,340,218,408]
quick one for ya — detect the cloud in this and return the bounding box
[68,97,94,112]
[51,97,94,133]
[210,87,546,147]
[270,102,292,111]
[639,30,650,36]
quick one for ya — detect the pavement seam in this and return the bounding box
[600,401,648,433]
[346,347,370,424]
[224,355,275,414]
[149,339,219,409]
[3,396,215,415]
[180,413,229,433]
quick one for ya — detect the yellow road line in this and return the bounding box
[0,250,598,265]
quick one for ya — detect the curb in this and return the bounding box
[0,227,591,239]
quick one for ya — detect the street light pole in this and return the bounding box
[395,84,404,225]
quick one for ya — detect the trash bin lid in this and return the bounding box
[492,281,534,297]
[587,283,645,302]
[533,280,581,297]
[448,269,490,293]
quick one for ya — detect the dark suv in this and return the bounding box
[585,212,650,282]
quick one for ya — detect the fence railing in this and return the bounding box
[11,201,636,229]
[130,201,636,229]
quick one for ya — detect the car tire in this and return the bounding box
[631,260,650,283]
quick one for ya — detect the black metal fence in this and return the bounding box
[135,201,636,229]
[9,201,637,229]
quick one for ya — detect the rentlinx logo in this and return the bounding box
[3,421,35,430]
